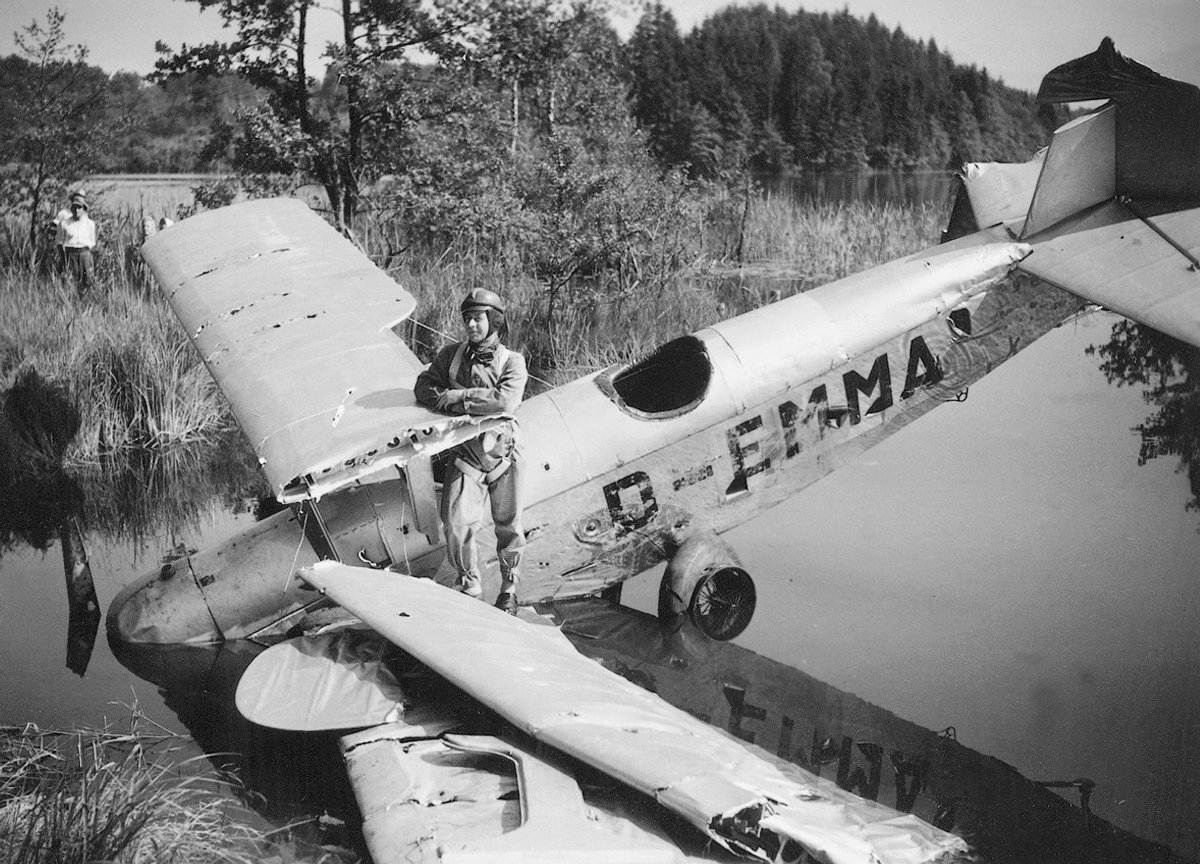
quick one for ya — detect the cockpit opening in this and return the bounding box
[595,336,712,419]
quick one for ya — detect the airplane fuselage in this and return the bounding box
[108,231,1085,643]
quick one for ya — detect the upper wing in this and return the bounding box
[297,561,968,864]
[947,39,1200,349]
[141,198,511,502]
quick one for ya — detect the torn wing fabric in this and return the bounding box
[235,629,409,731]
[1036,37,1200,202]
[141,198,511,502]
[299,562,969,864]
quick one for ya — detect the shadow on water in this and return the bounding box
[1,368,267,676]
[107,596,1187,864]
[108,635,365,856]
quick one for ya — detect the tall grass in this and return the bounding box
[1,210,259,540]
[383,195,946,386]
[0,265,232,463]
[1,191,947,534]
[738,195,945,276]
[1,719,268,864]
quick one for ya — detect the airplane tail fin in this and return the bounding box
[945,39,1200,350]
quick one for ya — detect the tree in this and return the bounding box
[626,4,690,166]
[0,9,117,264]
[457,0,577,154]
[154,0,462,231]
[949,89,984,164]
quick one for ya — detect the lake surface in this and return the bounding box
[763,169,955,207]
[626,310,1200,859]
[4,169,1198,858]
[4,310,1198,858]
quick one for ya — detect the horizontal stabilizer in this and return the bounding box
[1019,200,1200,347]
[142,199,510,502]
[959,156,1043,233]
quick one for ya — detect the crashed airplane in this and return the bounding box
[105,39,1200,864]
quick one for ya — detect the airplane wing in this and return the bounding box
[296,561,968,864]
[949,39,1200,350]
[141,198,512,503]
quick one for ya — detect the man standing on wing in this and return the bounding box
[415,289,528,614]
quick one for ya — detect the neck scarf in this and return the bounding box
[466,335,500,366]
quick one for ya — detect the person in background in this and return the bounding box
[415,289,527,614]
[55,191,97,290]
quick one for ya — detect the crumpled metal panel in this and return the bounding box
[141,198,507,502]
[1037,36,1178,103]
[961,155,1045,232]
[1037,38,1200,201]
[339,731,688,864]
[300,562,969,864]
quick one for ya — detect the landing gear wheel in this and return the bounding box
[689,567,756,641]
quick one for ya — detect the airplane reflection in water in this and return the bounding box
[111,598,1186,864]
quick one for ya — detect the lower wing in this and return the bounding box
[280,562,967,864]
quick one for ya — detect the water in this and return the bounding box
[625,310,1200,857]
[763,169,956,207]
[5,311,1195,857]
[3,175,1198,857]
[0,510,253,730]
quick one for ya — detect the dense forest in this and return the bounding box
[1,2,1063,181]
[629,5,1063,171]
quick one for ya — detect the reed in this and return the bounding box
[0,719,266,864]
[735,195,945,279]
[2,192,946,506]
[0,259,233,465]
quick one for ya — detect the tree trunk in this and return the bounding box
[342,0,362,226]
[511,78,520,154]
[27,156,49,267]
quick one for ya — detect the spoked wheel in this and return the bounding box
[689,566,756,641]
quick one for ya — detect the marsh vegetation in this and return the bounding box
[1,190,947,524]
[0,712,351,864]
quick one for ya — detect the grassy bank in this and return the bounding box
[0,718,337,864]
[1,193,946,534]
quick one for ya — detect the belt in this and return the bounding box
[454,457,511,485]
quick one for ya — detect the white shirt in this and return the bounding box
[57,213,97,249]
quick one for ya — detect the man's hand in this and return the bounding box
[436,389,466,411]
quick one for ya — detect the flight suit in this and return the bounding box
[415,337,527,596]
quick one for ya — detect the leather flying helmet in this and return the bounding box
[461,288,505,315]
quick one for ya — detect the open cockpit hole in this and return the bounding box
[597,336,712,419]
